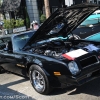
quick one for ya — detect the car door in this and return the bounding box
[14,53,27,76]
[91,24,100,34]
[72,26,94,39]
[0,51,27,77]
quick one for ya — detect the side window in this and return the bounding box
[0,37,11,50]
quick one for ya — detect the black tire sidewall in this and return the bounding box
[0,66,2,74]
[0,67,1,74]
[29,64,50,95]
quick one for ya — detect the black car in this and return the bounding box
[1,3,100,95]
[72,23,100,39]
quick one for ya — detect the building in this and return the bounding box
[22,0,100,25]
[0,0,100,28]
[25,0,39,24]
[65,0,100,6]
[0,0,38,27]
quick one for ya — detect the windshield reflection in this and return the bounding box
[13,32,34,51]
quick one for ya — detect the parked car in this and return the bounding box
[72,9,100,39]
[80,9,100,26]
[50,9,100,39]
[72,23,100,39]
[85,32,100,42]
[0,3,100,95]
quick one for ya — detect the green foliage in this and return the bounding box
[4,19,24,29]
[10,19,15,28]
[40,14,46,23]
[19,19,24,27]
[4,19,11,29]
[15,19,19,27]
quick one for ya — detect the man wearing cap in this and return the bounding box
[30,20,39,31]
[33,21,39,30]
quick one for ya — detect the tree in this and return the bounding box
[44,0,51,19]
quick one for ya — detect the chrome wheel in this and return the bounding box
[29,65,52,94]
[32,70,45,92]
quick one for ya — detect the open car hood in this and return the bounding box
[23,3,100,49]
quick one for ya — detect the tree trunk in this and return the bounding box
[44,0,51,19]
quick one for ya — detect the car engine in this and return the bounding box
[29,39,100,59]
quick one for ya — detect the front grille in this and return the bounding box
[80,55,99,68]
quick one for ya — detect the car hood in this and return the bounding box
[23,3,100,49]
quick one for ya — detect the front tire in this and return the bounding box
[29,65,51,95]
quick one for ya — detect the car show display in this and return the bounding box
[0,3,100,95]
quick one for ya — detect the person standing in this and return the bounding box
[33,21,39,31]
[30,20,39,31]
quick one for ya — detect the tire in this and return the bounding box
[29,65,51,95]
[0,66,3,74]
[0,66,1,74]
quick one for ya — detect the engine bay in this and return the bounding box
[29,38,100,59]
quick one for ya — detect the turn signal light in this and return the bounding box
[54,72,61,75]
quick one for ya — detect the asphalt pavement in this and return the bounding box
[0,72,100,100]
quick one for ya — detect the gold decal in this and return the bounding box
[16,64,25,67]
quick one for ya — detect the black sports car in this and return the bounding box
[1,3,100,95]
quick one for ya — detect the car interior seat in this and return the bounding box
[6,41,12,52]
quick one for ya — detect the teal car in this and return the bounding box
[81,10,100,26]
[85,32,100,42]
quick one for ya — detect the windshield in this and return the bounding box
[48,23,65,35]
[13,31,34,51]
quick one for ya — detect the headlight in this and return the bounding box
[68,61,80,75]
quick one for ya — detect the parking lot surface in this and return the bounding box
[0,73,100,100]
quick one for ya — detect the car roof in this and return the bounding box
[93,10,100,14]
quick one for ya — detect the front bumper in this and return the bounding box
[49,66,100,88]
[66,69,100,86]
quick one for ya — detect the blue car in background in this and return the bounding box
[71,10,100,39]
[85,32,100,42]
[81,10,100,26]
[50,10,100,39]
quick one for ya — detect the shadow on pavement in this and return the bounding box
[0,78,35,100]
[1,72,100,97]
[68,78,100,96]
[49,77,100,96]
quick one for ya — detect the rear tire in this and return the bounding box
[29,65,51,95]
[0,66,1,74]
[0,66,3,74]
